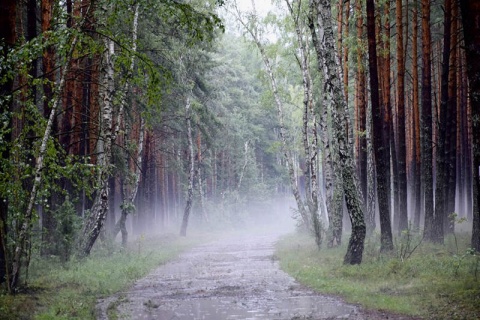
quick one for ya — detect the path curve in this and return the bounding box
[97,233,415,319]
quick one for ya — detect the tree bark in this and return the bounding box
[180,96,195,237]
[76,26,115,256]
[432,0,452,244]
[308,5,343,247]
[355,0,368,213]
[396,0,409,234]
[421,0,434,241]
[286,0,321,247]
[111,2,141,245]
[113,117,145,246]
[445,1,458,234]
[312,0,366,264]
[366,0,393,252]
[459,0,480,252]
[412,0,422,229]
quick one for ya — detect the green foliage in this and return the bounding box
[396,225,424,262]
[48,197,82,262]
[276,232,480,319]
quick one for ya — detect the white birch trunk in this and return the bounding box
[77,31,115,256]
[236,140,250,192]
[180,96,195,236]
[308,5,344,247]
[110,2,141,245]
[311,0,366,264]
[286,0,322,245]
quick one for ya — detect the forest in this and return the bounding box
[0,0,479,318]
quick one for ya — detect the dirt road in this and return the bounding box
[97,233,415,319]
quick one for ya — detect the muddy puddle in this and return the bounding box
[97,233,416,319]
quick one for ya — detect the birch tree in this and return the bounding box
[180,95,196,237]
[76,1,116,257]
[110,2,142,246]
[310,0,366,264]
[285,0,322,246]
[307,4,343,247]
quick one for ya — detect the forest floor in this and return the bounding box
[97,230,419,320]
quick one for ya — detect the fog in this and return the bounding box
[119,195,299,242]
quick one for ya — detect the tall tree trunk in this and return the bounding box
[366,0,393,252]
[396,0,409,234]
[378,1,397,236]
[355,0,368,214]
[312,0,366,264]
[113,116,145,246]
[366,91,376,237]
[459,0,480,252]
[180,96,195,237]
[286,0,321,247]
[308,4,343,247]
[457,39,466,217]
[412,0,422,229]
[446,0,458,234]
[111,2,141,245]
[197,133,209,223]
[432,0,452,244]
[421,0,434,241]
[76,27,115,256]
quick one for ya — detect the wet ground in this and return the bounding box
[97,232,418,320]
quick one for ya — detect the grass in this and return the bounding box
[0,231,214,320]
[275,231,480,319]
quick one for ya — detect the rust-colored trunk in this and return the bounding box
[412,0,422,229]
[422,0,434,241]
[396,0,408,233]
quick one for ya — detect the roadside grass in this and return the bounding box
[0,232,214,320]
[275,231,480,319]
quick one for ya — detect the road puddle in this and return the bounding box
[97,233,414,319]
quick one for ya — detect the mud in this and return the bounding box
[97,233,418,320]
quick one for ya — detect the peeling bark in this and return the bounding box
[286,0,321,247]
[77,22,115,256]
[311,0,366,264]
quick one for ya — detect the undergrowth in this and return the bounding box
[275,231,480,320]
[0,232,210,320]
